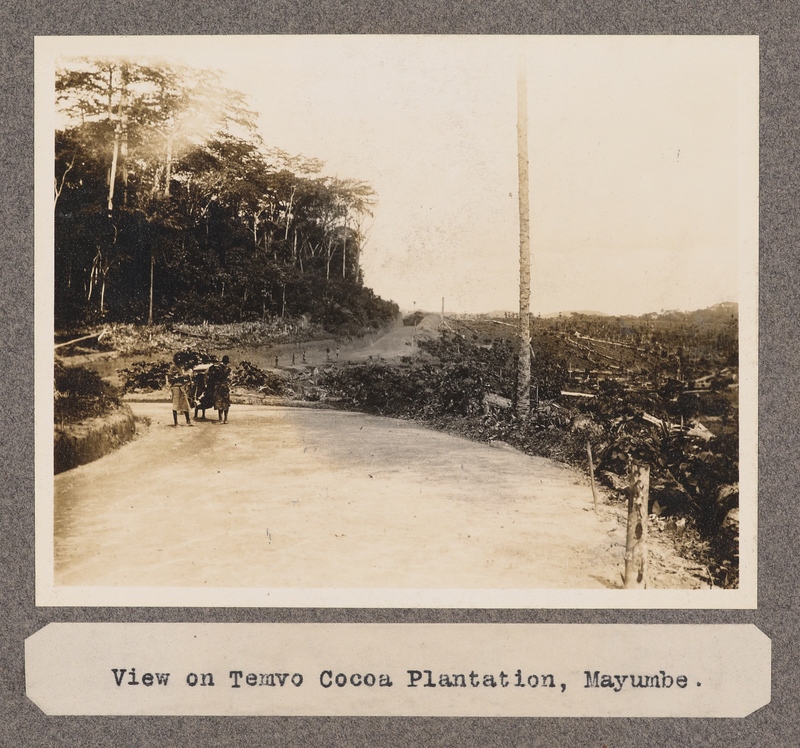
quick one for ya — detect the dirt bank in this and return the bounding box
[54,405,138,474]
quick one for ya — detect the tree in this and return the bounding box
[54,56,389,330]
[516,63,531,415]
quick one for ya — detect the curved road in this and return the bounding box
[54,403,628,590]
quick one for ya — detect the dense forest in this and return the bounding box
[54,58,398,332]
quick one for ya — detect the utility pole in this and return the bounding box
[516,60,532,416]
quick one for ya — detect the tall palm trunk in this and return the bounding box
[516,62,531,416]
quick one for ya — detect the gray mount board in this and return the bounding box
[2,1,798,746]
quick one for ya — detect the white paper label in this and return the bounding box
[26,623,770,717]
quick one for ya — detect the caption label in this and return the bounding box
[26,623,770,717]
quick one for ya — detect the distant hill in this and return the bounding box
[474,303,737,322]
[649,303,738,326]
[415,302,739,325]
[559,310,611,318]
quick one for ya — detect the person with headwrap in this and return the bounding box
[212,355,232,424]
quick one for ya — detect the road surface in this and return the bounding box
[54,403,631,590]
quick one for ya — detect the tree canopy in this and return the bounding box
[54,57,398,331]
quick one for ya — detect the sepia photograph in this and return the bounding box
[36,34,758,607]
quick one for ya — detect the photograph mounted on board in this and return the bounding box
[36,35,758,608]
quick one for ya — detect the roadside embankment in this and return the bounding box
[54,405,138,474]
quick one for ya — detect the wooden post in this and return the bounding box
[624,462,649,589]
[587,441,598,513]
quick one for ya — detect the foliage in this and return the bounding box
[54,363,121,424]
[117,347,218,391]
[102,323,195,356]
[403,311,426,326]
[321,330,570,421]
[54,57,397,334]
[565,396,737,542]
[118,354,288,395]
[232,361,285,394]
[172,348,218,370]
[117,361,172,392]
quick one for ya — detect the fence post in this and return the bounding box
[624,461,649,589]
[586,441,598,514]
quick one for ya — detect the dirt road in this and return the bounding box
[54,404,661,590]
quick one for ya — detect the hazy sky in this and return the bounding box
[46,35,758,315]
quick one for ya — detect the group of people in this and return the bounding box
[168,354,231,427]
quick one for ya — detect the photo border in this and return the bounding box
[35,34,759,610]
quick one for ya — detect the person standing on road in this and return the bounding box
[214,355,232,424]
[191,366,214,420]
[167,356,194,427]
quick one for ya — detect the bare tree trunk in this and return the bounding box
[284,185,295,241]
[107,65,129,214]
[148,254,155,326]
[516,61,532,416]
[100,272,107,316]
[88,250,101,302]
[54,155,75,209]
[163,133,174,197]
[105,66,114,189]
[151,164,163,197]
[107,127,120,215]
[342,218,347,278]
[119,65,130,207]
[121,144,128,205]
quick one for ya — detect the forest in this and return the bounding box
[54,58,398,332]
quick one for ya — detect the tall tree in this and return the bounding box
[516,62,532,416]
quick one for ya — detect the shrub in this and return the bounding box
[118,361,171,392]
[118,348,218,392]
[232,360,285,394]
[54,363,121,424]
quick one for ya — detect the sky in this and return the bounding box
[44,35,759,316]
